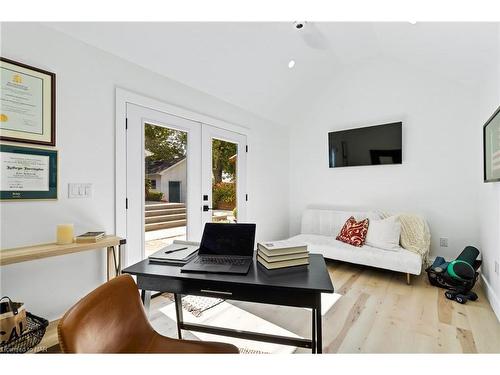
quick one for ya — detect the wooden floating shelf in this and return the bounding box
[0,235,125,266]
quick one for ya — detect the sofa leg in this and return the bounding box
[406,273,411,285]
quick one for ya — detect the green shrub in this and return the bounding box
[146,191,164,201]
[213,182,236,209]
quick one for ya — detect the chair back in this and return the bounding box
[58,275,153,353]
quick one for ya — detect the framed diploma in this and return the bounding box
[0,144,58,200]
[0,57,56,146]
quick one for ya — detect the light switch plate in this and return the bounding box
[68,183,92,198]
[439,238,448,247]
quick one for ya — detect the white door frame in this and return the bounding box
[115,88,250,266]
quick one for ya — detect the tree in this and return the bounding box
[144,124,187,161]
[212,139,237,184]
[144,124,236,185]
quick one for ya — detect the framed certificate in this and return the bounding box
[0,57,56,146]
[0,144,58,200]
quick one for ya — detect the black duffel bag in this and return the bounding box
[425,246,481,293]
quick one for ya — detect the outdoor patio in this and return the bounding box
[144,206,236,257]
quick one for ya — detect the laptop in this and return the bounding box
[180,223,256,274]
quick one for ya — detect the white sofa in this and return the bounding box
[287,208,430,280]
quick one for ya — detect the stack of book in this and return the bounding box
[257,240,309,270]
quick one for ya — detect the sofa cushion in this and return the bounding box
[301,209,381,237]
[365,215,401,251]
[336,216,369,247]
[288,233,422,275]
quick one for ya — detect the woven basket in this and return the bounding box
[0,312,49,353]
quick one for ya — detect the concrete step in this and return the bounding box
[145,219,187,232]
[145,213,187,224]
[145,202,186,211]
[145,208,186,217]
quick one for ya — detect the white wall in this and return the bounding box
[289,57,481,259]
[0,22,290,321]
[477,25,500,320]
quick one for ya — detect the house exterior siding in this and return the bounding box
[147,159,187,203]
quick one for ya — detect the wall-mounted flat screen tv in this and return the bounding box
[328,122,402,168]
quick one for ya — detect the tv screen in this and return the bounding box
[328,122,402,168]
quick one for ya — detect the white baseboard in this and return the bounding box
[481,274,500,322]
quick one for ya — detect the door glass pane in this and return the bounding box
[144,123,187,257]
[211,138,238,223]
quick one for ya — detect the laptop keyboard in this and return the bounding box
[195,256,247,266]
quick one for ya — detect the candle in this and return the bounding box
[56,224,74,245]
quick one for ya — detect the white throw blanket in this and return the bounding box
[381,212,431,267]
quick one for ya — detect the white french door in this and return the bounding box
[124,104,247,267]
[201,125,247,227]
[126,104,202,266]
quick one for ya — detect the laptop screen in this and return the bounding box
[198,223,256,256]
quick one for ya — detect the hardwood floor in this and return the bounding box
[149,260,500,353]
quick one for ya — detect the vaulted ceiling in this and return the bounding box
[47,22,499,127]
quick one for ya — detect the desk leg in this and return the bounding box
[316,298,322,354]
[311,308,317,353]
[141,290,151,316]
[174,294,183,339]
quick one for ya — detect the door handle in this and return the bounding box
[203,205,213,212]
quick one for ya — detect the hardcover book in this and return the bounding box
[148,240,199,265]
[258,240,308,251]
[257,251,309,263]
[75,231,105,243]
[257,255,309,270]
[257,240,308,257]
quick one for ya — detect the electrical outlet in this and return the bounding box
[439,238,448,247]
[495,261,499,275]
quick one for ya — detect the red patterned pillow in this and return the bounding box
[336,216,369,247]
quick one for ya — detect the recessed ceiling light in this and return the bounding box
[288,60,296,69]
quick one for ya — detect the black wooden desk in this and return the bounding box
[123,254,334,353]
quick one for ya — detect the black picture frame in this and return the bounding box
[483,105,500,183]
[0,57,56,146]
[0,144,58,200]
